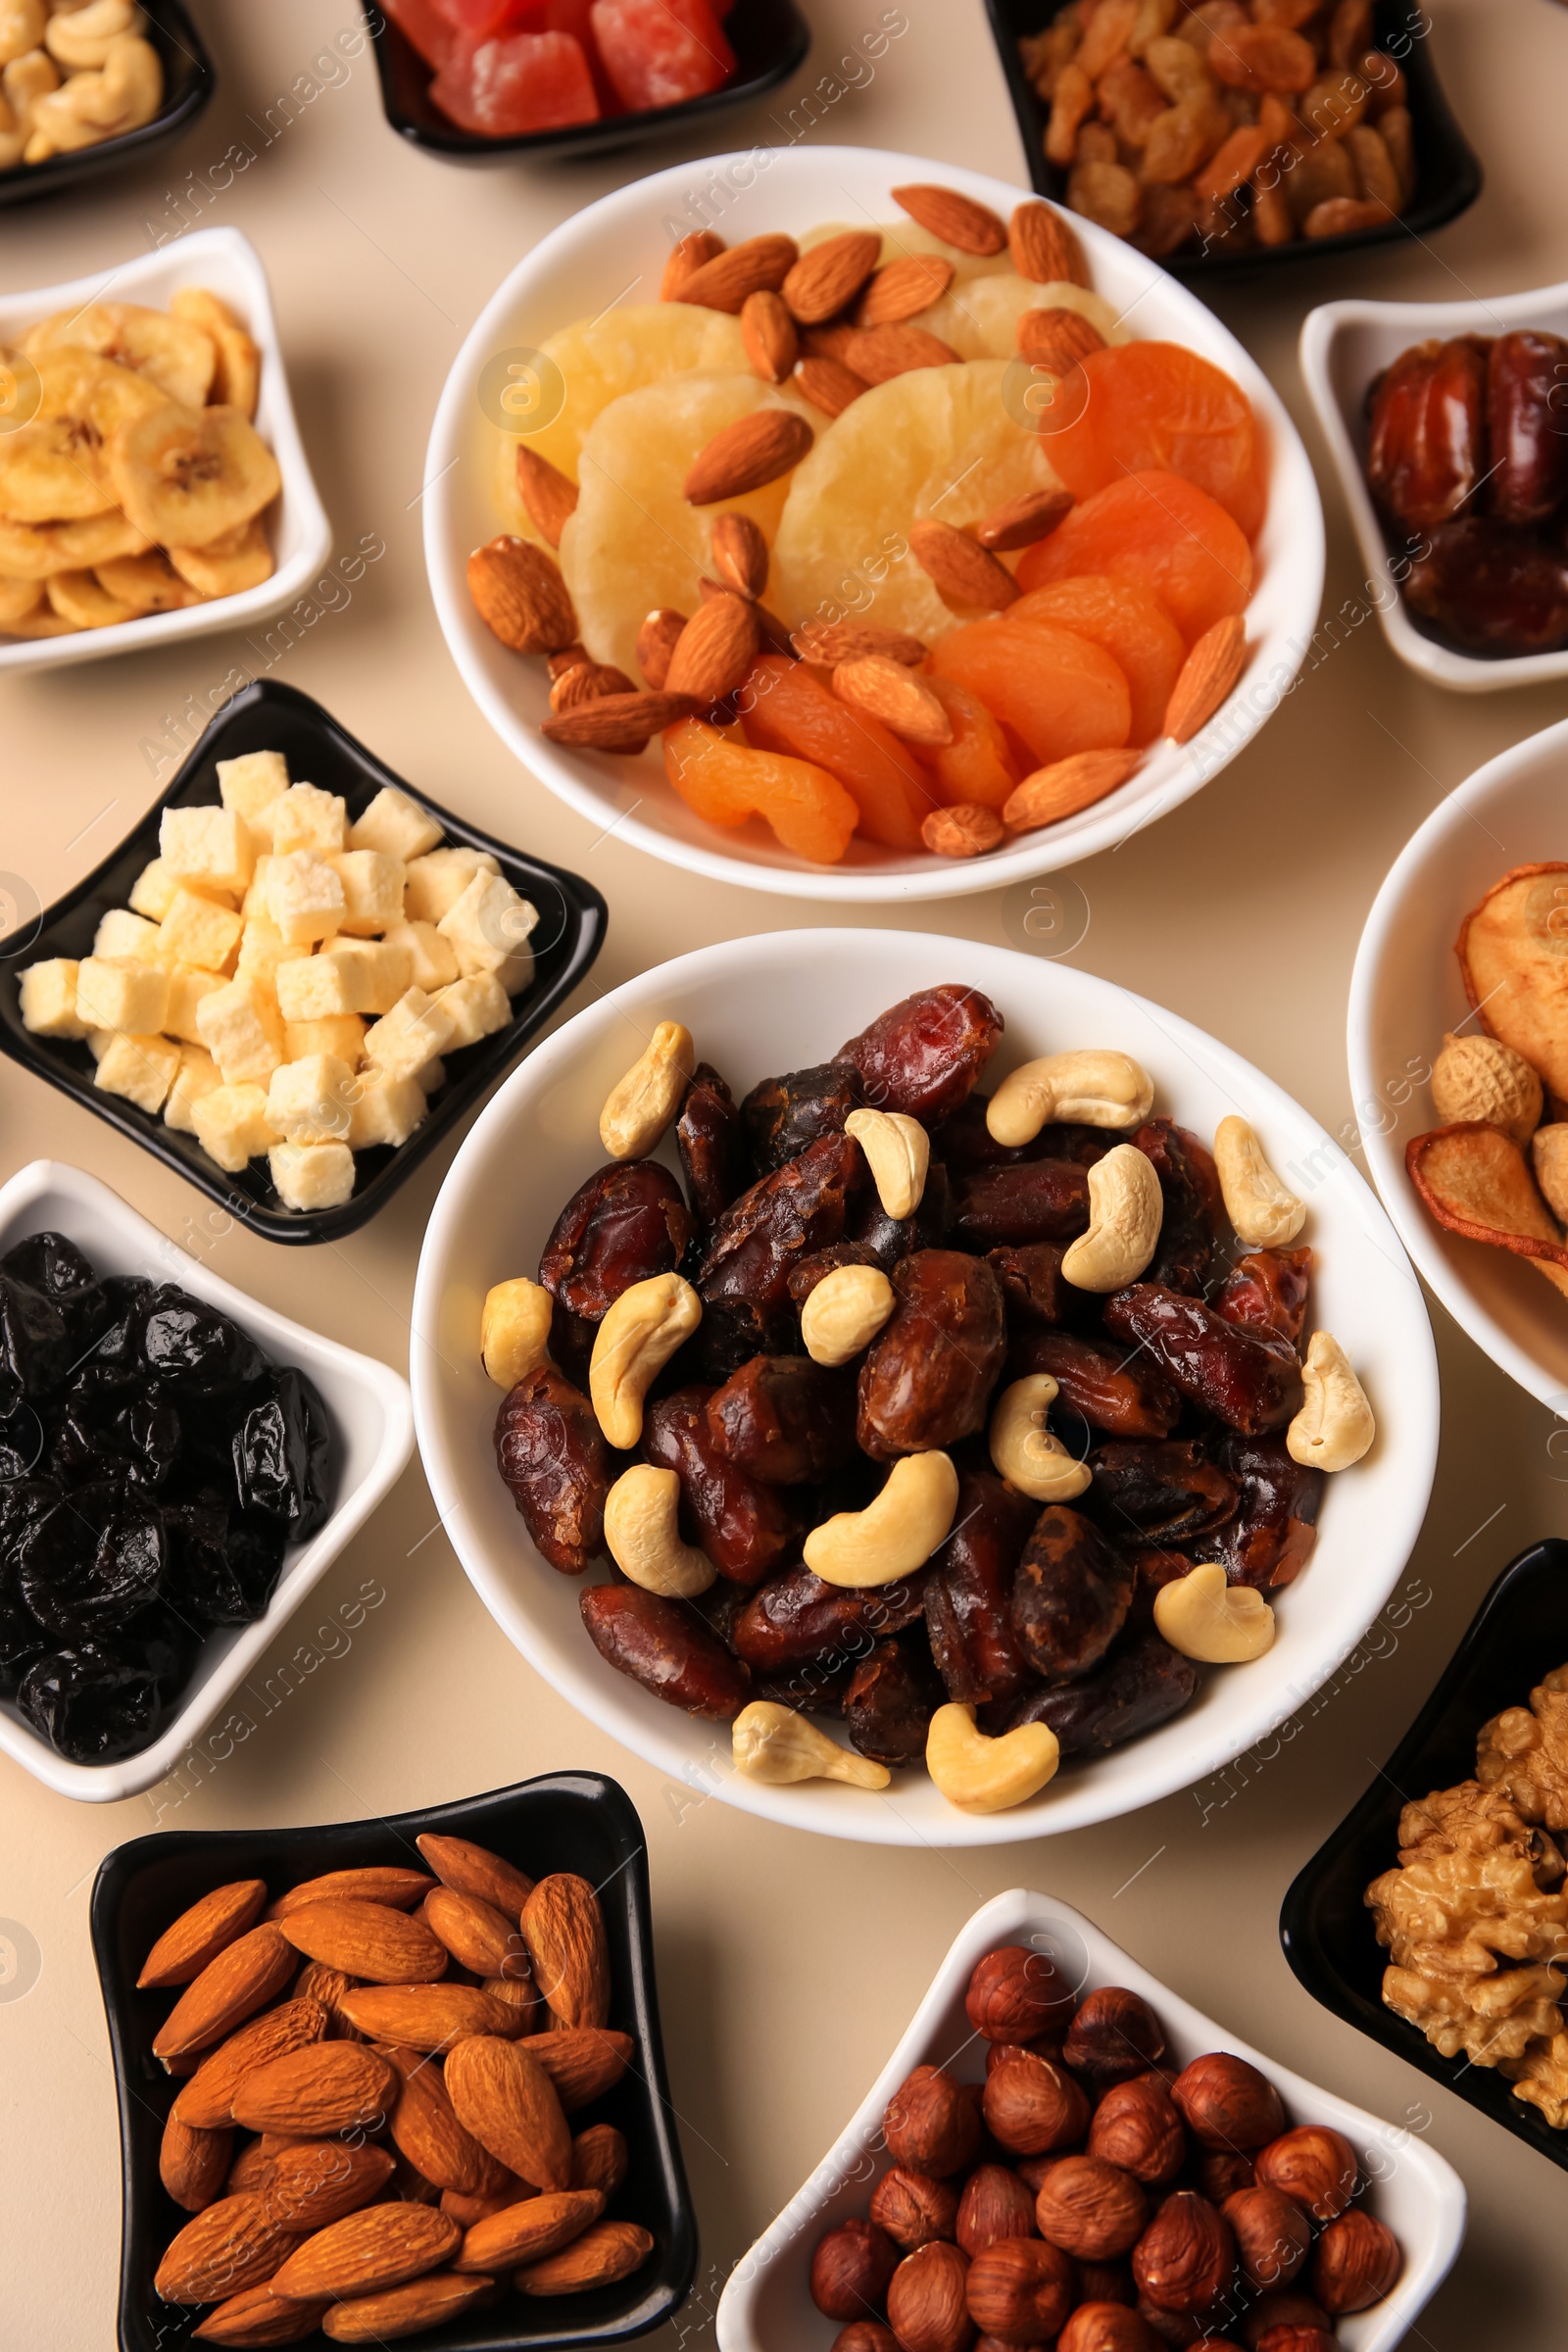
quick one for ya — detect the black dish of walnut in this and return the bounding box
[492,986,1325,1768]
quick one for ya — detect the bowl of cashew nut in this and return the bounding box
[413,929,1440,1845]
[0,0,213,202]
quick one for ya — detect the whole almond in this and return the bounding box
[226,2141,286,2196]
[141,1881,269,1988]
[193,2283,329,2344]
[278,1899,448,1985]
[520,1876,612,2032]
[795,356,867,418]
[172,1999,330,2131]
[336,1984,526,2051]
[922,804,1005,858]
[482,1972,547,2029]
[467,535,577,656]
[782,230,882,324]
[260,2140,395,2232]
[660,229,725,300]
[231,2043,397,2136]
[636,607,688,689]
[801,321,863,366]
[416,1835,534,1921]
[1003,748,1143,832]
[547,642,590,682]
[571,2123,629,2197]
[975,487,1075,552]
[456,2185,604,2275]
[384,2044,511,2195]
[161,2110,233,2213]
[156,2193,295,2304]
[269,1870,435,1922]
[441,2182,529,2229]
[844,324,960,383]
[528,2027,634,2112]
[907,518,1020,612]
[445,2034,572,2189]
[422,1886,529,1980]
[514,2218,655,2296]
[675,233,799,314]
[1164,615,1248,742]
[710,511,769,600]
[154,1926,297,2063]
[664,593,761,703]
[318,2271,496,2341]
[684,408,813,504]
[292,1963,365,2041]
[740,289,797,383]
[270,2203,460,2301]
[1009,201,1089,285]
[515,446,578,550]
[833,656,953,746]
[542,689,698,754]
[549,661,634,714]
[792,618,929,668]
[1017,306,1106,374]
[857,254,955,326]
[891,182,1007,256]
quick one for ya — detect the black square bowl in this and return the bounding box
[366,0,809,165]
[91,1770,699,2352]
[1281,1538,1568,2171]
[0,0,216,210]
[984,0,1482,281]
[0,678,607,1247]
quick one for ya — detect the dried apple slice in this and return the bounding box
[1457,862,1568,1106]
[1406,1121,1568,1300]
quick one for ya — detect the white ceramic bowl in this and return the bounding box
[1300,281,1568,694]
[715,1886,1467,2352]
[0,1160,413,1802]
[424,145,1324,902]
[0,225,331,675]
[412,930,1439,1847]
[1349,713,1568,1409]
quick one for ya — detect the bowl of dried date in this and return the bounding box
[411,930,1438,1846]
[424,144,1322,900]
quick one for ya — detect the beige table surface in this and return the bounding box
[3,0,1567,2341]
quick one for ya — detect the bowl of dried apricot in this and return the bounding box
[424,146,1323,900]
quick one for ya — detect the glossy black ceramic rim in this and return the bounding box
[92,1770,699,2352]
[983,0,1483,280]
[0,0,215,209]
[0,679,607,1246]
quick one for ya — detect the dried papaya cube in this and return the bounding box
[1014,470,1253,644]
[917,676,1021,812]
[1010,575,1188,748]
[591,0,735,112]
[738,654,932,852]
[928,617,1131,767]
[1044,342,1265,539]
[663,717,858,864]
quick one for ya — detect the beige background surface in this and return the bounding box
[2,0,1566,2341]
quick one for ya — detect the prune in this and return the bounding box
[18,1485,165,1639]
[0,1270,72,1409]
[1102,1285,1302,1434]
[698,1131,859,1345]
[1009,1330,1179,1440]
[950,1161,1091,1249]
[1215,1249,1312,1348]
[540,1162,695,1322]
[924,1468,1037,1706]
[1404,516,1568,657]
[835,983,1004,1122]
[846,1637,942,1765]
[1003,1632,1199,1755]
[742,1061,863,1173]
[1088,1441,1239,1546]
[233,1370,332,1538]
[848,1159,952,1267]
[164,1502,286,1625]
[677,1061,749,1232]
[858,1250,1005,1460]
[731,1565,927,1672]
[706,1356,858,1486]
[94,1275,154,1368]
[18,1638,165,1762]
[644,1387,804,1584]
[0,1554,43,1695]
[987,1243,1070,1328]
[786,1243,885,1305]
[1487,331,1568,526]
[0,1232,108,1354]
[1366,335,1487,532]
[0,1399,43,1483]
[1012,1505,1134,1685]
[580,1582,752,1717]
[494,1366,612,1575]
[1133,1120,1226,1297]
[143,1287,267,1396]
[1211,1435,1323,1590]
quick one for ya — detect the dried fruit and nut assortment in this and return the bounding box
[382,0,738,137]
[0,288,277,637]
[0,0,165,173]
[1019,0,1417,258]
[810,1941,1405,2350]
[1367,1665,1568,2132]
[0,1232,332,1761]
[17,759,536,1211]
[467,182,1266,863]
[1364,330,1568,659]
[135,1839,653,2341]
[482,985,1376,1814]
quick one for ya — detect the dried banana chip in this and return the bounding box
[22,303,217,411]
[169,287,262,418]
[167,517,273,600]
[45,565,140,628]
[94,547,200,614]
[0,509,153,577]
[108,401,280,549]
[0,571,46,628]
[0,347,166,522]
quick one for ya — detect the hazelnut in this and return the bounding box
[1238,2291,1329,2350]
[985,2034,1061,2075]
[886,2066,983,2180]
[1088,2075,1185,2186]
[1135,2301,1206,2348]
[966,1943,1076,2044]
[1058,2306,1165,2352]
[982,2047,1090,2156]
[833,2329,901,2352]
[1253,2331,1338,2352]
[1253,2127,1357,2223]
[1194,2151,1253,2204]
[1063,1987,1166,2090]
[872,2167,960,2253]
[956,2165,1036,2257]
[1310,2209,1400,2315]
[965,2237,1075,2346]
[1131,2191,1236,2314]
[1035,2154,1148,2261]
[1014,2153,1056,2193]
[1169,2055,1285,2152]
[811,2219,901,2320]
[887,2238,973,2352]
[1078,2259,1137,2306]
[1220,2186,1310,2289]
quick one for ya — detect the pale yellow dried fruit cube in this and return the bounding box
[437,973,511,1048]
[127,858,182,922]
[159,805,255,896]
[349,786,442,862]
[86,1031,114,1063]
[275,953,352,1024]
[242,855,277,919]
[166,963,223,1046]
[165,1045,221,1134]
[437,870,537,981]
[158,888,243,975]
[328,850,405,938]
[76,956,171,1035]
[266,1053,357,1145]
[268,851,345,947]
[381,918,459,995]
[913,274,1124,362]
[284,1014,366,1065]
[347,1065,427,1150]
[403,847,499,926]
[195,976,284,1086]
[235,915,310,992]
[418,1058,447,1095]
[285,938,413,1019]
[19,959,85,1039]
[95,1031,181,1114]
[269,1140,356,1211]
[271,783,347,858]
[93,906,164,963]
[218,750,290,847]
[193,1082,278,1172]
[364,987,456,1081]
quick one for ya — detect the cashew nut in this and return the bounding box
[986,1050,1154,1148]
[988,1375,1092,1502]
[1432,1031,1543,1145]
[599,1019,695,1160]
[588,1272,702,1449]
[1060,1143,1163,1293]
[732,1700,890,1789]
[1153,1562,1275,1663]
[0,3,45,69]
[31,27,159,147]
[1286,1331,1374,1472]
[603,1464,715,1599]
[803,1449,959,1588]
[845,1107,929,1220]
[1213,1115,1305,1248]
[43,0,132,71]
[800,1263,894,1366]
[4,44,58,129]
[925,1702,1059,1813]
[480,1276,554,1391]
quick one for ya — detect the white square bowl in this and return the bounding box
[0,1159,413,1801]
[0,225,331,675]
[1299,283,1568,694]
[715,1887,1467,2352]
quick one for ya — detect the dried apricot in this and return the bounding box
[663,716,858,864]
[917,676,1022,811]
[738,654,932,851]
[928,619,1131,767]
[1044,342,1264,538]
[1011,575,1187,747]
[1013,469,1253,644]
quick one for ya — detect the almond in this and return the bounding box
[140,1881,269,1988]
[795,356,867,417]
[336,1984,526,2051]
[636,607,688,689]
[269,1869,435,1922]
[907,518,1021,612]
[481,1972,546,2028]
[270,2203,461,2301]
[172,1999,330,2131]
[193,2283,329,2344]
[857,254,955,326]
[549,660,634,714]
[292,1962,365,2041]
[259,2139,395,2232]
[421,1886,529,1980]
[160,2110,233,2213]
[416,1835,534,1921]
[1164,614,1248,742]
[444,2034,572,2190]
[660,229,725,300]
[456,2185,604,2274]
[541,689,698,754]
[922,804,1005,858]
[546,642,590,682]
[278,1899,448,1985]
[1003,748,1144,832]
[792,618,929,668]
[154,1926,297,2063]
[514,2218,655,2296]
[387,2149,443,2206]
[318,2271,496,2341]
[467,534,577,656]
[740,289,798,383]
[663,592,761,703]
[801,320,863,366]
[230,2042,397,2136]
[1017,306,1106,374]
[515,445,578,549]
[782,229,882,324]
[1009,200,1089,286]
[833,656,953,746]
[974,487,1075,552]
[710,510,769,600]
[674,233,798,313]
[384,2043,512,2195]
[891,182,1007,256]
[571,2123,629,2197]
[529,2027,634,2112]
[520,1875,612,2032]
[155,2193,295,2304]
[683,408,813,504]
[844,324,960,383]
[441,2182,527,2228]
[225,2142,281,2195]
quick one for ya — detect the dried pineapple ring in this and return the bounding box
[0,347,166,521]
[22,302,217,410]
[108,401,280,550]
[167,517,273,601]
[912,273,1126,363]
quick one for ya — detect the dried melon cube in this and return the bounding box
[437,972,511,1048]
[349,786,442,862]
[328,850,405,937]
[95,1031,181,1114]
[165,1044,222,1134]
[437,870,537,981]
[235,916,310,992]
[93,906,164,963]
[218,750,290,847]
[192,1081,278,1172]
[76,956,172,1035]
[271,783,347,858]
[160,805,255,896]
[266,1053,357,1145]
[19,958,86,1039]
[268,851,345,947]
[363,986,456,1080]
[269,1139,356,1211]
[127,858,182,922]
[403,847,499,925]
[284,1014,366,1065]
[381,918,459,994]
[158,888,243,975]
[166,963,224,1046]
[347,1065,428,1149]
[195,976,285,1086]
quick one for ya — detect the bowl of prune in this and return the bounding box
[412,929,1440,1847]
[1301,282,1568,691]
[0,1159,412,1801]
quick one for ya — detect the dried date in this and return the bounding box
[1487,331,1568,526]
[1215,1249,1311,1348]
[677,1061,749,1233]
[731,1566,927,1672]
[1011,1504,1134,1685]
[698,1132,860,1329]
[1133,1119,1226,1297]
[848,1159,952,1267]
[1008,1329,1179,1440]
[1088,1441,1239,1546]
[950,1161,1091,1249]
[786,1244,885,1305]
[742,1062,863,1174]
[1366,335,1488,532]
[540,1162,695,1321]
[1403,515,1568,656]
[987,1242,1070,1328]
[1102,1285,1302,1434]
[835,984,1004,1122]
[1003,1632,1199,1755]
[1209,1434,1323,1590]
[924,1468,1037,1706]
[846,1637,943,1765]
[858,1250,1005,1459]
[494,1366,612,1575]
[580,1583,751,1717]
[643,1388,804,1584]
[706,1356,859,1485]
